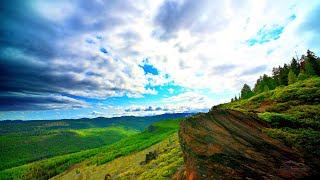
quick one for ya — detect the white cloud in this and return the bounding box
[91,111,104,116]
[3,0,320,115]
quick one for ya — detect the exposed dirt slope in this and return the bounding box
[179,107,314,179]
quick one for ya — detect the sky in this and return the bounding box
[0,0,320,120]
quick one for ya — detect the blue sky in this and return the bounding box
[0,0,320,120]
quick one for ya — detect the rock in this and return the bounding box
[104,174,111,180]
[140,150,158,165]
[178,107,314,179]
[145,150,158,163]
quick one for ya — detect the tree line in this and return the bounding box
[232,50,320,102]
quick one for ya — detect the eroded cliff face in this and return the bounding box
[178,108,313,179]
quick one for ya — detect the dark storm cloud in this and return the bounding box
[0,0,142,111]
[0,93,88,111]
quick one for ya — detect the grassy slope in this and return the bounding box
[52,134,183,180]
[0,118,184,180]
[0,126,138,170]
[221,77,320,166]
[0,114,192,171]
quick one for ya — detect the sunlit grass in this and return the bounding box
[0,118,184,180]
[53,133,183,180]
[0,126,138,172]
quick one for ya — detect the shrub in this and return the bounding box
[258,112,297,128]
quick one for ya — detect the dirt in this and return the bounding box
[256,100,276,112]
[178,107,315,179]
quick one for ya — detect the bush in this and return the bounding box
[258,112,297,128]
[265,101,299,113]
[263,128,320,157]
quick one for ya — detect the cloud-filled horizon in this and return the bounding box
[0,0,319,120]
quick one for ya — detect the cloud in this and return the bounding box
[240,65,267,76]
[297,4,320,52]
[0,93,88,111]
[1,0,320,115]
[91,111,104,116]
[124,92,215,114]
[0,0,160,110]
[154,0,228,39]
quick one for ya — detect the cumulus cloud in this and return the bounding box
[1,0,320,115]
[0,0,159,110]
[91,111,104,116]
[124,91,215,116]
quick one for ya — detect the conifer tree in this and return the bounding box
[290,58,300,75]
[288,69,297,84]
[241,84,254,99]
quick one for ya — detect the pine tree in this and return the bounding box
[231,98,234,102]
[290,58,300,75]
[234,96,238,101]
[288,70,297,84]
[278,64,290,85]
[263,85,269,92]
[241,84,254,99]
[305,50,320,76]
[305,59,316,76]
[298,70,308,81]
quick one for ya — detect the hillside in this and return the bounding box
[0,113,192,172]
[222,77,320,164]
[0,113,193,133]
[0,118,185,180]
[179,108,314,179]
[178,77,320,179]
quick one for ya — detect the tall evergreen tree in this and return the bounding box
[288,69,297,84]
[241,84,254,99]
[279,64,289,85]
[290,58,300,75]
[272,66,281,86]
[305,50,319,76]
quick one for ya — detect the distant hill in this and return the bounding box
[0,118,185,179]
[0,113,193,171]
[0,113,194,134]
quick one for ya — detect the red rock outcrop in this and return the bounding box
[179,107,314,179]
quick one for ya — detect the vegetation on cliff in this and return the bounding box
[222,51,320,172]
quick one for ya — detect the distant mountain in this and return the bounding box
[0,113,194,134]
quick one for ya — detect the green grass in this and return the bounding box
[0,126,138,171]
[0,118,184,180]
[53,133,184,180]
[258,112,297,128]
[117,134,184,179]
[222,77,320,111]
[222,77,320,169]
[262,128,320,157]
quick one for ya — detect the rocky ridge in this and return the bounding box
[178,107,314,179]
